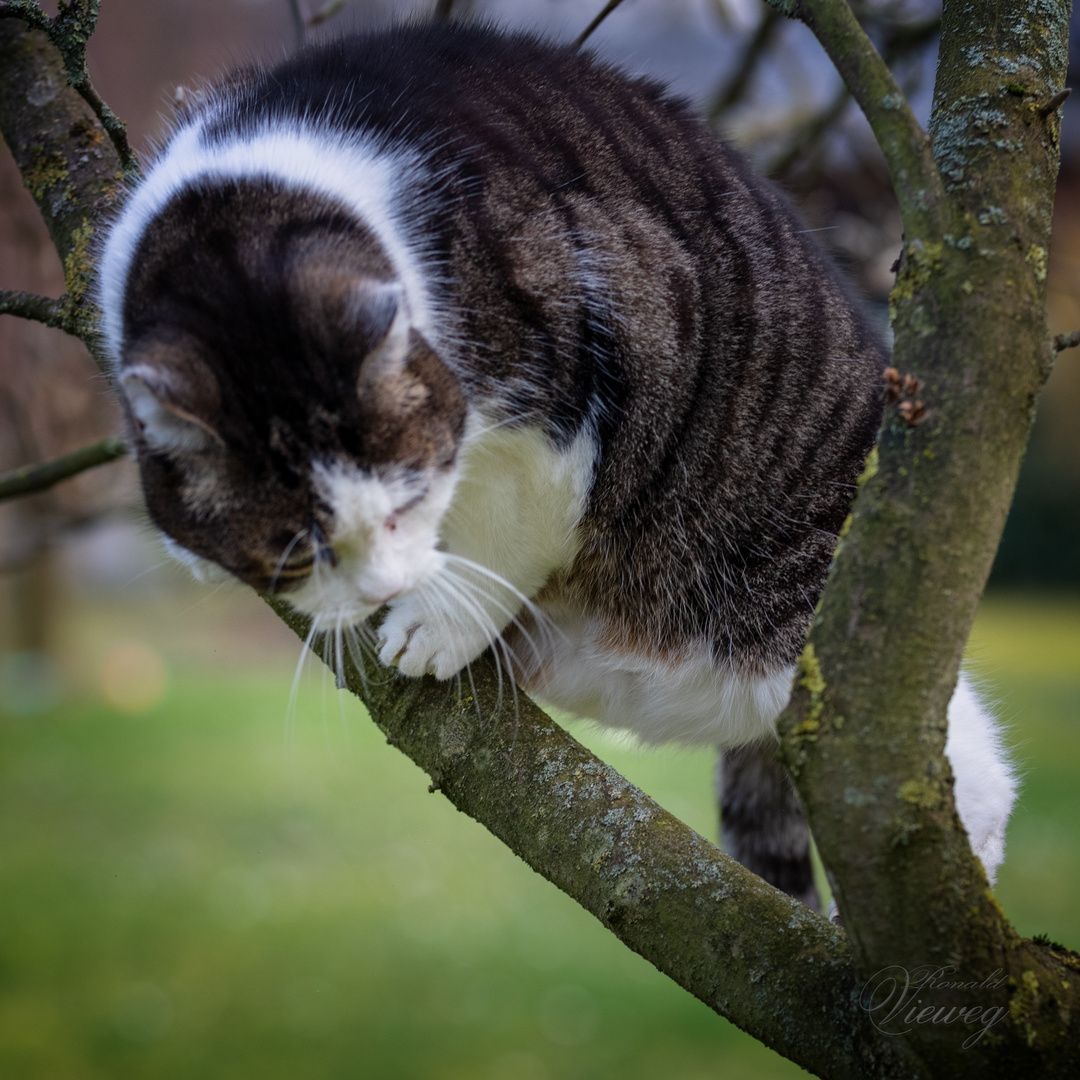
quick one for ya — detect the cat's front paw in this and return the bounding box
[377,594,492,680]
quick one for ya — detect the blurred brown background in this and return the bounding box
[2,0,1078,668]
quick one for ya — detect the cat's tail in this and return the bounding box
[718,673,1017,914]
[717,740,821,912]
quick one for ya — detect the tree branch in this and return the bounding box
[0,288,67,328]
[0,1,137,178]
[771,0,1080,1071]
[708,6,782,121]
[0,20,124,377]
[1053,329,1080,353]
[575,0,628,49]
[765,13,941,181]
[765,0,947,237]
[266,598,911,1080]
[0,436,126,501]
[4,6,1080,1075]
[0,288,108,369]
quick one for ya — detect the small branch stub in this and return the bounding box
[1053,328,1080,353]
[1038,87,1071,118]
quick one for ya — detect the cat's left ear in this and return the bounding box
[119,343,224,455]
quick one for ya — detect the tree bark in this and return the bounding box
[766,0,1080,1074]
[3,5,1079,1075]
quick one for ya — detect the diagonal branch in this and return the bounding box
[266,598,906,1080]
[0,0,137,178]
[575,0,628,49]
[765,0,948,237]
[708,6,782,121]
[0,436,126,501]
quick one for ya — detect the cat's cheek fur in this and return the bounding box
[379,422,597,680]
[160,534,233,584]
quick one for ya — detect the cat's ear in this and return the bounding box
[344,280,405,358]
[120,349,224,455]
[289,255,404,356]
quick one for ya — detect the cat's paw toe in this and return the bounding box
[378,603,486,680]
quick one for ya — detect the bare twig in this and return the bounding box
[0,288,69,329]
[307,0,345,30]
[0,288,109,372]
[766,83,849,178]
[1053,328,1080,353]
[286,0,306,48]
[575,0,627,49]
[1038,87,1071,118]
[431,0,456,20]
[764,13,940,185]
[708,7,782,121]
[764,0,947,237]
[0,436,126,502]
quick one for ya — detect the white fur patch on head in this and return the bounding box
[287,459,458,626]
[98,118,440,369]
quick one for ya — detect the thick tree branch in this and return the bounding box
[772,0,1080,1073]
[0,436,126,501]
[0,20,123,377]
[4,7,1080,1076]
[765,0,947,237]
[0,1,137,178]
[267,599,911,1080]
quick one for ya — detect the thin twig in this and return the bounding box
[763,0,947,237]
[575,0,627,49]
[767,83,850,178]
[431,0,456,20]
[1053,329,1080,353]
[0,288,110,372]
[0,288,69,329]
[763,12,941,187]
[286,0,306,48]
[307,0,345,30]
[0,436,127,502]
[708,7,782,121]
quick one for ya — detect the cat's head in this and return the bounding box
[108,179,467,625]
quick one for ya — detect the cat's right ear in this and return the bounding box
[120,354,224,456]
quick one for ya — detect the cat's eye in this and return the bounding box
[384,489,427,531]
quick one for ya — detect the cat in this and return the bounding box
[97,22,1016,906]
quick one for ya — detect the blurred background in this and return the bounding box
[1,1,1078,1077]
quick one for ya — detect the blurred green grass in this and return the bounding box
[0,591,1076,1079]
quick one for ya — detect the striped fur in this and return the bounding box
[97,25,1016,907]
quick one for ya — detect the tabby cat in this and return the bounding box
[98,22,1016,905]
